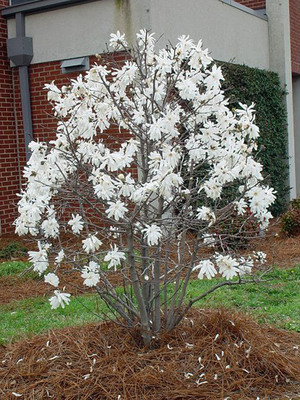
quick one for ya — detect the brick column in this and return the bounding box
[290,0,300,75]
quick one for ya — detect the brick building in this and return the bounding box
[235,0,266,10]
[236,0,300,75]
[0,0,299,234]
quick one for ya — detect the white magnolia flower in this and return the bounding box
[205,65,223,91]
[253,251,267,264]
[149,151,162,170]
[68,214,84,234]
[45,81,61,102]
[234,199,248,216]
[158,172,183,199]
[82,235,102,254]
[202,233,216,247]
[93,173,115,200]
[109,30,127,50]
[55,249,65,264]
[105,200,128,221]
[81,261,100,287]
[193,260,217,280]
[246,187,276,217]
[104,245,126,270]
[202,179,222,200]
[28,242,49,275]
[44,273,59,287]
[216,254,239,280]
[176,78,198,100]
[114,61,138,86]
[196,206,216,224]
[176,34,194,58]
[148,117,163,140]
[49,290,71,309]
[118,174,135,197]
[238,256,253,275]
[142,224,162,246]
[41,216,59,238]
[81,271,99,287]
[162,145,181,169]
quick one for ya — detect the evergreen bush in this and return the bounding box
[220,62,289,216]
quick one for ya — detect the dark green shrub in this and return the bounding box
[281,198,300,236]
[289,198,300,210]
[220,62,289,216]
[0,242,28,259]
[211,209,260,250]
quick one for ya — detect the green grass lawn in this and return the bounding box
[187,267,300,331]
[0,260,33,277]
[0,263,299,345]
[0,295,108,345]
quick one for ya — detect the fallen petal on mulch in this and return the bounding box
[0,308,299,399]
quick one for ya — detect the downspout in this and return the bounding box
[12,67,22,192]
[7,12,33,161]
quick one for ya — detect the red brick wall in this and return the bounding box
[235,0,300,75]
[0,48,130,234]
[290,0,300,75]
[8,53,132,228]
[234,0,266,10]
[27,53,128,143]
[0,0,21,234]
[29,61,74,142]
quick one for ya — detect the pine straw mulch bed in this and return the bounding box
[0,269,96,305]
[0,309,299,400]
[258,227,300,269]
[0,276,48,304]
[0,267,123,305]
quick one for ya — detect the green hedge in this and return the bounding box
[220,62,289,216]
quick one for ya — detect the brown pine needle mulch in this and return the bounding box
[0,276,47,304]
[0,309,299,400]
[0,269,123,305]
[0,267,100,305]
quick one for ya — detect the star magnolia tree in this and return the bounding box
[16,30,275,345]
